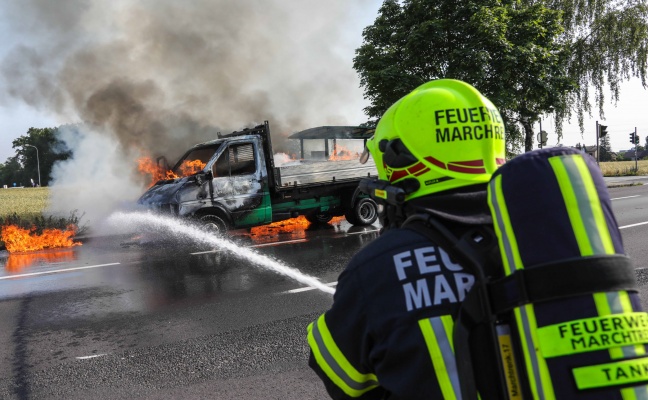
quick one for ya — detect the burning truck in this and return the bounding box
[137,121,379,233]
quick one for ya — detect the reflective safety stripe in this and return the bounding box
[593,292,648,400]
[419,315,461,400]
[488,176,555,400]
[487,175,521,277]
[537,312,648,357]
[548,155,614,256]
[573,356,648,389]
[549,154,648,398]
[307,314,379,397]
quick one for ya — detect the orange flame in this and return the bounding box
[1,224,81,253]
[248,215,346,242]
[138,157,207,187]
[5,249,77,272]
[329,144,360,161]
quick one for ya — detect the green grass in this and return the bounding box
[599,160,648,176]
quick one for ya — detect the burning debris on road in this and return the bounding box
[1,224,81,253]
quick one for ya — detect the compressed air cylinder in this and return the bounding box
[487,147,648,399]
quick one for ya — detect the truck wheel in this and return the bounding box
[199,214,229,235]
[345,198,378,226]
[305,212,333,224]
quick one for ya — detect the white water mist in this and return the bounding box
[107,211,335,295]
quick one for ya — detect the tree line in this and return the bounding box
[0,127,73,188]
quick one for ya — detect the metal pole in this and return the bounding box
[635,126,639,171]
[539,119,543,149]
[24,144,41,187]
[596,121,599,165]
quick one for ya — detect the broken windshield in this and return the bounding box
[172,144,221,176]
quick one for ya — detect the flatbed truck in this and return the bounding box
[137,121,379,233]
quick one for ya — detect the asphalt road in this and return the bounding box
[0,219,381,400]
[0,181,647,399]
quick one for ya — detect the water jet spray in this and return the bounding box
[107,211,335,294]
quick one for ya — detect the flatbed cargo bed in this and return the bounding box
[276,158,377,187]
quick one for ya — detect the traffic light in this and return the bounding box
[634,134,640,145]
[630,132,635,144]
[599,125,608,137]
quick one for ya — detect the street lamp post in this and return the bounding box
[24,144,41,187]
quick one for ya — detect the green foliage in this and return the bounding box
[354,0,574,154]
[2,125,75,187]
[599,134,613,161]
[1,211,86,235]
[354,0,648,152]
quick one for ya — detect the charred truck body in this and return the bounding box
[137,121,379,232]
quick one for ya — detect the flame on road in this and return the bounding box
[249,215,345,242]
[1,224,81,253]
[4,249,77,272]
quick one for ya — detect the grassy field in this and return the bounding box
[598,160,648,176]
[0,187,49,219]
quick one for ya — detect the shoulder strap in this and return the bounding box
[402,214,507,400]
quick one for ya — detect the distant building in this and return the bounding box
[575,145,598,160]
[621,149,648,160]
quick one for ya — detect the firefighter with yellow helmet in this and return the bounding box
[309,77,648,400]
[306,79,506,399]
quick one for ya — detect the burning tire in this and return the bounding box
[345,198,378,226]
[198,214,229,235]
[305,212,333,224]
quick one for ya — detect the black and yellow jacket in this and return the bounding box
[307,187,491,399]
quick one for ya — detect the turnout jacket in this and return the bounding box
[308,187,491,400]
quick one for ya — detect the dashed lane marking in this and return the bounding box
[189,239,309,255]
[283,281,337,294]
[611,195,640,200]
[76,354,107,360]
[620,221,648,230]
[0,263,121,280]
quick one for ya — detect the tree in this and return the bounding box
[11,127,73,186]
[0,156,28,187]
[354,0,573,154]
[599,134,613,161]
[354,0,648,153]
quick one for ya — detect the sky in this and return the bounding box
[0,0,646,225]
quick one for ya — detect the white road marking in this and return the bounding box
[189,239,308,255]
[76,354,107,360]
[251,239,308,248]
[620,221,648,230]
[611,195,640,200]
[283,281,337,294]
[345,229,380,235]
[0,263,121,280]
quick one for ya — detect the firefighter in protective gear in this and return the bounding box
[306,79,506,399]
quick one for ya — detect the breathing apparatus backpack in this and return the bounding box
[361,147,647,399]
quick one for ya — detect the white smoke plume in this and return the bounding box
[0,0,377,228]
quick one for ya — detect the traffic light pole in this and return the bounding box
[635,126,639,172]
[596,121,599,165]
